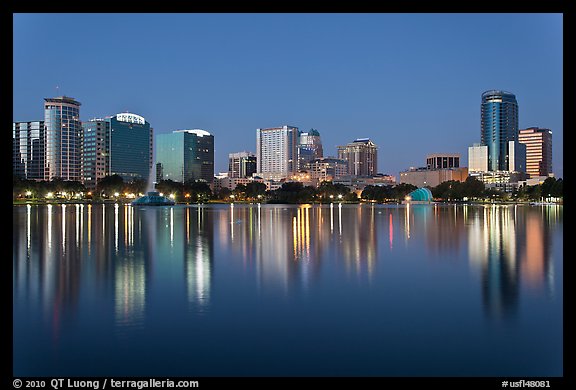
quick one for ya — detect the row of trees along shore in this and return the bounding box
[13,174,563,204]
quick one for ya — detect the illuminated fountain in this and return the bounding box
[131,191,175,206]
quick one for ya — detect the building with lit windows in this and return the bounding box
[44,96,82,181]
[518,127,553,178]
[468,144,488,172]
[81,112,153,189]
[337,138,377,177]
[297,129,323,171]
[256,125,299,180]
[13,121,44,180]
[156,129,214,184]
[304,157,347,182]
[228,151,257,178]
[81,119,110,190]
[480,90,522,172]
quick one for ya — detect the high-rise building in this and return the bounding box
[81,119,110,190]
[228,151,257,178]
[256,125,299,180]
[81,112,153,189]
[13,121,44,180]
[518,127,553,178]
[108,113,153,182]
[44,96,82,181]
[156,129,214,184]
[337,138,377,177]
[480,90,519,172]
[297,129,323,171]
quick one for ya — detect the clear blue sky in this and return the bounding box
[13,13,563,179]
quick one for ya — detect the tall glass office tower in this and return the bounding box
[13,121,44,180]
[156,129,214,184]
[44,96,82,181]
[81,113,152,189]
[480,90,519,172]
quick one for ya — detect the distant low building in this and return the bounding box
[333,174,396,192]
[399,167,468,188]
[304,157,348,183]
[469,170,527,193]
[426,153,460,169]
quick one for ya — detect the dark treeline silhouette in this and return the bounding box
[13,174,563,203]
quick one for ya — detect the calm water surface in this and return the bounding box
[13,203,563,376]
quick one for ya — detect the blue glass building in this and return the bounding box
[108,113,153,182]
[480,90,519,172]
[81,113,152,189]
[13,121,44,180]
[156,130,214,184]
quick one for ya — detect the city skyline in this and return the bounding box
[13,13,563,179]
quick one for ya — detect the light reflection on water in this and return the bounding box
[13,203,562,376]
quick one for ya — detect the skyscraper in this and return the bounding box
[297,129,323,171]
[108,113,153,182]
[518,127,553,178]
[337,138,378,177]
[81,112,153,189]
[156,129,214,184]
[44,96,82,181]
[480,90,519,172]
[13,121,44,180]
[81,119,110,190]
[256,125,299,180]
[228,152,257,178]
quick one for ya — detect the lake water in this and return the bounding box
[13,203,563,377]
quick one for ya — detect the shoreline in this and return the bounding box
[12,199,563,206]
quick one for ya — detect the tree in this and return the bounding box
[216,187,232,200]
[245,181,267,200]
[551,178,563,198]
[393,183,417,201]
[540,177,556,199]
[233,184,247,200]
[462,176,485,199]
[183,180,212,202]
[97,174,124,196]
[317,181,350,201]
[156,179,182,199]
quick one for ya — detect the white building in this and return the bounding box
[468,144,488,172]
[256,125,299,180]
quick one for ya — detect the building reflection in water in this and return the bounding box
[114,204,147,334]
[184,206,213,310]
[218,204,379,292]
[466,204,558,319]
[13,202,560,337]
